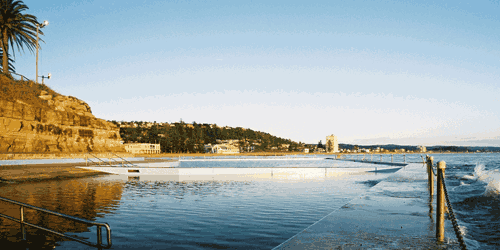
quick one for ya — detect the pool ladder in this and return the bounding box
[0,196,112,248]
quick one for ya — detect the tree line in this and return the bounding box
[111,121,301,153]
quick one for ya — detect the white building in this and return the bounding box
[124,143,161,154]
[211,144,240,154]
[326,134,339,153]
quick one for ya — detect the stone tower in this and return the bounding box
[326,134,339,153]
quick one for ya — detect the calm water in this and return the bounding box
[0,157,393,249]
[0,154,499,249]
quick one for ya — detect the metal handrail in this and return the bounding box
[86,152,141,168]
[85,157,101,166]
[0,196,112,248]
[109,152,138,167]
[11,72,32,82]
[106,157,127,167]
[100,154,125,166]
[86,152,117,167]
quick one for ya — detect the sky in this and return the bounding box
[12,0,500,146]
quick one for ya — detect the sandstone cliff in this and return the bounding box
[0,75,124,153]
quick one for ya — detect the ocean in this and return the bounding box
[425,153,500,249]
[0,153,498,249]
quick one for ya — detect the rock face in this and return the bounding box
[0,91,124,153]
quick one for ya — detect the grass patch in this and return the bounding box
[0,73,60,109]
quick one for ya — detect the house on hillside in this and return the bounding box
[204,144,213,153]
[211,144,240,154]
[124,143,161,154]
[314,148,326,153]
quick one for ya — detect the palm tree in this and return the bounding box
[0,0,40,75]
[0,49,14,72]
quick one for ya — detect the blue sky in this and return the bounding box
[13,0,500,146]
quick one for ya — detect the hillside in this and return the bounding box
[0,73,123,153]
[112,120,301,153]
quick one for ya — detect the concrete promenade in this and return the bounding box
[0,158,173,183]
[274,161,462,249]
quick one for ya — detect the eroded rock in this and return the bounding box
[0,94,124,153]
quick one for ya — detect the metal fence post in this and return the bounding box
[20,206,26,241]
[436,161,446,242]
[391,154,393,163]
[97,225,102,246]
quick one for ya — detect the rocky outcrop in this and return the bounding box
[0,91,124,153]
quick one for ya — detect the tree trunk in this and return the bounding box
[2,30,9,74]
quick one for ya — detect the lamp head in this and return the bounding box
[47,73,51,79]
[40,20,49,28]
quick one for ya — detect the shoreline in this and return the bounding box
[0,151,491,184]
[0,150,485,160]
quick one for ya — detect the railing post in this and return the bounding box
[20,206,26,241]
[106,225,112,247]
[404,154,406,163]
[391,154,393,163]
[380,154,382,162]
[97,225,102,246]
[427,156,434,196]
[436,161,446,242]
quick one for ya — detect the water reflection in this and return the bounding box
[0,178,123,248]
[0,166,400,249]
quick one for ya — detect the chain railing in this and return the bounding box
[438,169,467,249]
[426,156,467,250]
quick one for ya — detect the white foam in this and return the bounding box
[460,174,476,180]
[472,163,500,196]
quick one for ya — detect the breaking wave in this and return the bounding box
[471,164,500,197]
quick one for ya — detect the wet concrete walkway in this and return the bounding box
[274,161,462,249]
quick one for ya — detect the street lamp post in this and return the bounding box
[36,20,49,84]
[40,73,51,85]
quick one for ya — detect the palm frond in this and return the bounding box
[0,0,41,74]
